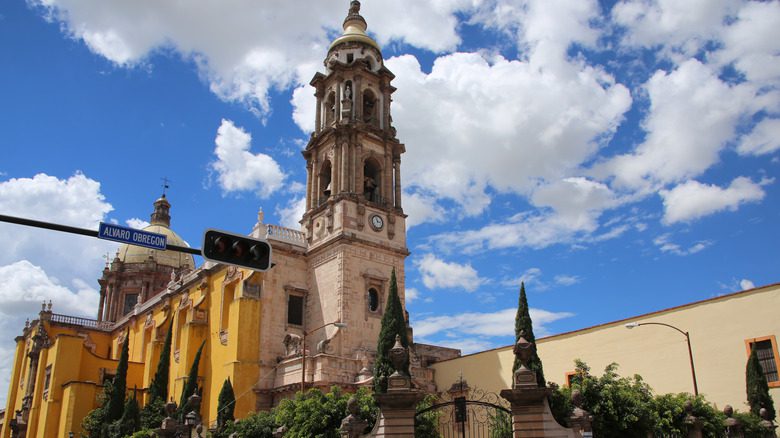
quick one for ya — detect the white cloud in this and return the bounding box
[275,196,305,230]
[660,177,767,224]
[403,191,447,229]
[415,254,484,292]
[653,233,712,256]
[413,307,574,341]
[716,1,780,86]
[211,119,286,198]
[595,59,758,191]
[30,0,471,117]
[554,275,580,286]
[0,260,99,318]
[0,173,116,281]
[384,52,630,216]
[126,218,150,229]
[737,118,780,156]
[739,279,755,291]
[612,0,738,59]
[404,287,420,303]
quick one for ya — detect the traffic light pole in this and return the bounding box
[0,214,201,255]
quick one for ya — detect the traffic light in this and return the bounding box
[201,229,272,271]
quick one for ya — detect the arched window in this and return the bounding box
[320,160,333,203]
[324,91,336,126]
[363,157,381,203]
[362,89,377,126]
[368,288,380,312]
[220,282,236,343]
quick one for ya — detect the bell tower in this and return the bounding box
[297,0,410,387]
[302,0,406,250]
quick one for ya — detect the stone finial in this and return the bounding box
[513,330,533,368]
[46,300,52,311]
[41,301,46,311]
[388,334,407,377]
[340,395,368,438]
[257,208,264,224]
[569,389,594,434]
[759,407,777,433]
[723,405,742,436]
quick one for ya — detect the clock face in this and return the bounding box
[370,214,384,230]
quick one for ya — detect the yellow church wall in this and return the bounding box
[432,283,780,419]
[1,339,25,438]
[58,382,100,437]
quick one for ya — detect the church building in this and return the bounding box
[0,3,459,437]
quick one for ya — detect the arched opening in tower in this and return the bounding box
[362,89,377,126]
[363,157,381,203]
[325,91,336,126]
[320,160,333,203]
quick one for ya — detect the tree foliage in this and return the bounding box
[225,387,376,438]
[512,282,545,387]
[373,268,410,393]
[217,377,236,430]
[107,393,140,438]
[81,382,111,438]
[140,324,173,430]
[178,340,206,420]
[414,394,441,438]
[746,345,775,420]
[106,333,130,423]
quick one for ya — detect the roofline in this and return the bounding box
[432,281,780,363]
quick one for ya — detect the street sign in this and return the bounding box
[98,222,167,250]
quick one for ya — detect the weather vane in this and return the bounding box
[161,177,171,197]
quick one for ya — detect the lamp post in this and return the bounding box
[301,321,347,394]
[625,321,699,396]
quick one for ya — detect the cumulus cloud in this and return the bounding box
[653,233,712,256]
[415,254,484,292]
[275,196,306,230]
[404,287,420,303]
[29,0,472,117]
[403,191,447,229]
[594,59,758,191]
[126,218,150,229]
[737,118,780,156]
[211,119,286,198]
[660,177,767,224]
[0,173,116,281]
[412,306,574,352]
[739,279,755,291]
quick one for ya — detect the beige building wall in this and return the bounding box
[432,283,780,418]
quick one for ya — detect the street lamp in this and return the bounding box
[625,321,699,396]
[301,321,347,394]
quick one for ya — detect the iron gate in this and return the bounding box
[415,384,512,438]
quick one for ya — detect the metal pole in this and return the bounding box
[684,332,699,396]
[0,214,201,255]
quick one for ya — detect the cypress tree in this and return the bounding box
[149,323,173,401]
[373,268,410,393]
[178,340,206,419]
[216,377,236,429]
[512,282,546,387]
[746,345,776,420]
[106,331,129,423]
[140,323,173,429]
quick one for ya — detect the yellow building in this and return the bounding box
[432,282,780,420]
[0,3,459,437]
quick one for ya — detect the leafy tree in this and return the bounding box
[746,345,775,420]
[414,394,441,438]
[82,382,111,438]
[373,268,410,393]
[140,324,173,429]
[178,340,206,420]
[216,377,236,430]
[107,392,140,438]
[565,360,655,438]
[512,282,545,387]
[106,333,130,423]
[651,393,724,437]
[274,387,376,438]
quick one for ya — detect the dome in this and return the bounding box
[116,194,195,270]
[117,224,195,269]
[329,1,380,51]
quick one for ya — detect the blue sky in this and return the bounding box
[1,0,779,404]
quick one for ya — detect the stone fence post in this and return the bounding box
[723,405,743,438]
[683,400,703,438]
[759,408,777,438]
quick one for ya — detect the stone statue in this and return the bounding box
[283,333,302,357]
[349,1,360,15]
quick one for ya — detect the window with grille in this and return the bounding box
[752,339,778,383]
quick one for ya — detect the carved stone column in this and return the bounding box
[306,161,313,211]
[315,85,324,134]
[393,157,402,209]
[97,286,106,322]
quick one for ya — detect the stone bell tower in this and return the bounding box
[299,0,410,386]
